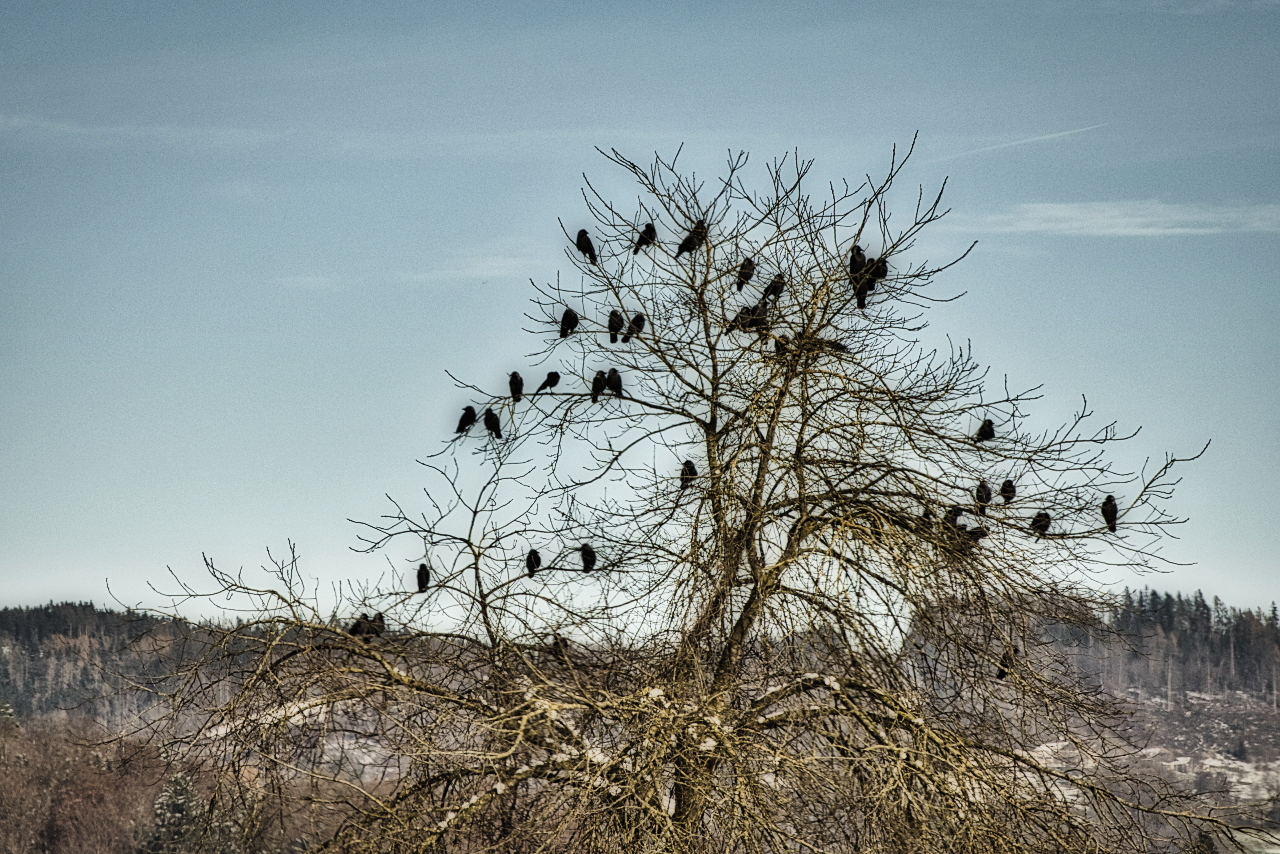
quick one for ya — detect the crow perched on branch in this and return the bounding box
[1030,511,1051,538]
[575,229,597,264]
[535,371,561,394]
[1000,479,1017,504]
[455,406,477,434]
[591,371,606,403]
[509,372,523,402]
[1101,495,1118,533]
[416,562,429,593]
[975,480,992,516]
[849,244,867,278]
[996,647,1018,680]
[974,419,996,442]
[675,219,707,257]
[735,257,756,291]
[622,313,645,343]
[634,222,656,254]
[763,274,785,300]
[607,310,624,344]
[680,460,697,490]
[526,549,542,576]
[560,309,579,338]
[483,408,502,440]
[606,368,623,398]
[348,613,371,638]
[580,544,597,572]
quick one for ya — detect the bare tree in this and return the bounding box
[123,143,1272,854]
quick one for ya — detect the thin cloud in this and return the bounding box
[931,125,1108,162]
[967,200,1280,236]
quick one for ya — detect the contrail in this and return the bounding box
[930,124,1108,162]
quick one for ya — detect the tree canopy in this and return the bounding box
[126,144,1267,854]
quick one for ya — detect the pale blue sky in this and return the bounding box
[1,0,1277,612]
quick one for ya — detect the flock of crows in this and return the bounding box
[346,220,1124,641]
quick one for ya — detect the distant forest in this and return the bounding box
[1103,588,1280,704]
[0,601,173,723]
[2,591,1279,722]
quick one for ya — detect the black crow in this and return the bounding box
[1000,479,1016,504]
[607,310,624,344]
[974,419,996,442]
[560,309,579,338]
[856,279,872,310]
[509,372,524,402]
[483,407,502,440]
[575,229,597,265]
[1101,495,1118,533]
[634,222,657,254]
[975,480,992,516]
[869,256,888,285]
[606,368,623,397]
[996,647,1018,680]
[591,370,606,403]
[526,548,542,576]
[763,273,785,300]
[535,371,561,394]
[745,300,769,332]
[580,544,597,572]
[416,562,429,593]
[456,406,477,434]
[675,219,707,257]
[369,612,386,638]
[680,460,697,490]
[735,257,756,291]
[622,312,645,343]
[849,244,867,278]
[348,613,370,637]
[1030,511,1051,538]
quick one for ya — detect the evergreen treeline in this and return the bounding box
[1105,588,1280,701]
[0,602,172,723]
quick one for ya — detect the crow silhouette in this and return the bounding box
[560,309,579,338]
[975,480,992,516]
[575,229,597,264]
[849,244,867,278]
[1000,479,1016,504]
[996,647,1018,680]
[535,371,561,394]
[580,544,597,572]
[974,419,996,442]
[483,408,502,440]
[509,371,523,402]
[856,279,872,310]
[416,562,429,593]
[763,273,785,300]
[369,612,386,638]
[591,370,606,403]
[607,310,624,344]
[680,460,697,490]
[348,613,370,637]
[526,548,542,576]
[606,368,623,397]
[634,222,657,254]
[1030,511,1051,538]
[735,257,756,291]
[623,312,645,343]
[675,219,707,257]
[456,406,477,434]
[1101,495,1118,533]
